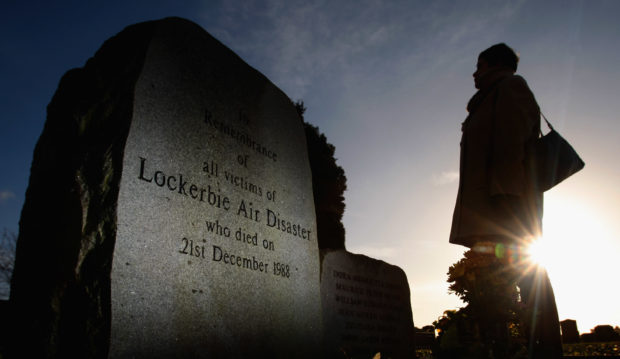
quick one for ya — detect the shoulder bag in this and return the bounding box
[533,113,585,191]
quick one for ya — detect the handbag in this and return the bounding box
[533,113,585,191]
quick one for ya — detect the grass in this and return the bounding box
[415,343,620,358]
[562,341,620,357]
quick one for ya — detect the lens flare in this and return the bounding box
[526,238,549,267]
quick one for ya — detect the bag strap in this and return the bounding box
[541,112,554,133]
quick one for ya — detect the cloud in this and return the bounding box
[201,0,533,100]
[431,171,459,186]
[0,191,15,202]
[202,0,426,98]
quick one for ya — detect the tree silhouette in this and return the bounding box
[593,325,620,342]
[434,248,528,358]
[294,100,347,250]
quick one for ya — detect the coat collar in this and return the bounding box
[467,70,513,113]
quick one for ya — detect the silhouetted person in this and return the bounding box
[449,43,563,358]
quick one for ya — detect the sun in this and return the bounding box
[525,198,595,275]
[525,238,551,267]
[527,196,611,276]
[524,193,619,331]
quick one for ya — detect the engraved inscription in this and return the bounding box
[331,269,409,347]
[136,157,312,243]
[138,157,231,210]
[134,113,310,282]
[204,109,277,162]
[179,237,207,258]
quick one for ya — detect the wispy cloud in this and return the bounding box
[431,171,459,186]
[202,0,425,98]
[0,191,15,203]
[200,0,530,107]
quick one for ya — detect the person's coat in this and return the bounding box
[449,72,542,248]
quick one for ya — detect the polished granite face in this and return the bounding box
[108,18,322,358]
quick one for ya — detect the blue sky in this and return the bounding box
[2,0,620,331]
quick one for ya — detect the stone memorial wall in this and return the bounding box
[321,250,415,358]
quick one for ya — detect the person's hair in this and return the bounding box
[479,43,519,72]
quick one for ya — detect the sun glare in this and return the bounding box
[531,194,619,331]
[525,238,550,267]
[535,197,609,277]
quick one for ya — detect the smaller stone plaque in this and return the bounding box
[321,250,415,359]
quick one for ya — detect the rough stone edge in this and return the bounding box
[7,18,159,359]
[320,249,409,280]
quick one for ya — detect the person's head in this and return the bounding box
[473,43,519,89]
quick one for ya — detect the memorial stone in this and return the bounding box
[9,17,322,358]
[560,319,579,344]
[321,250,415,359]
